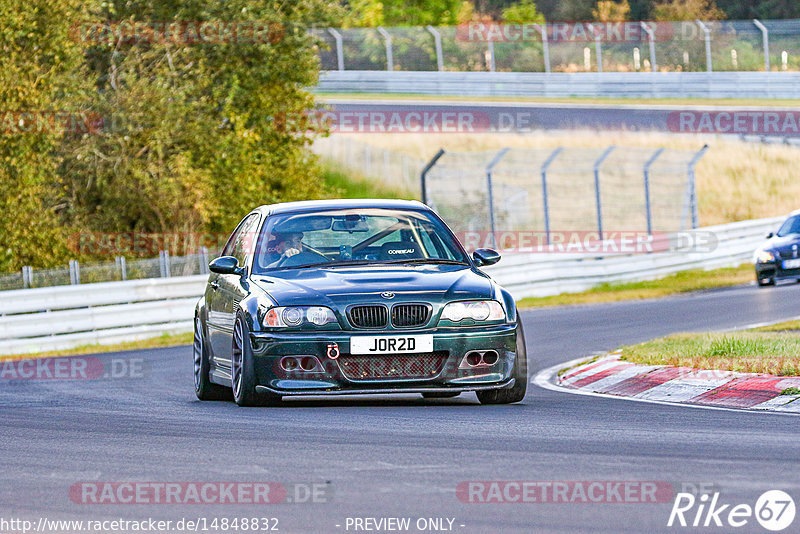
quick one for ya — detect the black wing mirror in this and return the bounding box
[472,248,501,267]
[209,256,244,275]
[766,232,774,239]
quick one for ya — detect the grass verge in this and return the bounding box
[618,318,800,376]
[0,332,193,361]
[321,161,414,200]
[516,264,753,308]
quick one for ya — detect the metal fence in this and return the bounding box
[0,249,212,292]
[421,145,708,239]
[314,20,800,74]
[312,135,424,193]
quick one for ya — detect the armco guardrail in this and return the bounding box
[483,217,782,298]
[0,217,782,356]
[0,275,207,356]
[316,71,800,99]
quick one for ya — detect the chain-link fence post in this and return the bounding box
[533,23,550,73]
[486,148,511,249]
[594,146,616,237]
[488,40,496,72]
[696,20,713,72]
[641,22,657,72]
[159,250,171,278]
[377,26,394,71]
[199,247,210,274]
[426,26,444,71]
[753,19,770,71]
[22,266,33,289]
[643,148,665,235]
[69,260,81,285]
[115,256,127,281]
[328,28,344,71]
[540,147,563,245]
[592,25,604,73]
[687,145,709,229]
[420,149,445,205]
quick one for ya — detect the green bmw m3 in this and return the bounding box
[193,199,527,406]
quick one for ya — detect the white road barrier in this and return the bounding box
[0,217,782,356]
[0,275,207,356]
[317,71,800,99]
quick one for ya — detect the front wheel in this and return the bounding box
[477,317,528,405]
[232,312,281,407]
[194,316,230,401]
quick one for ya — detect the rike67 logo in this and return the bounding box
[668,490,795,531]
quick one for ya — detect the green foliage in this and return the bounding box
[501,0,545,22]
[0,0,91,271]
[1,0,344,270]
[346,0,463,27]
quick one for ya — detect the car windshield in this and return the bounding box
[252,208,469,272]
[777,215,800,237]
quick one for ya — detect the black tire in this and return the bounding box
[194,316,230,401]
[232,312,281,407]
[757,277,775,287]
[476,317,528,405]
[422,392,461,399]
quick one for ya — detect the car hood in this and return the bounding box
[251,264,493,308]
[766,234,800,255]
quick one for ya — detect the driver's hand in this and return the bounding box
[284,247,300,258]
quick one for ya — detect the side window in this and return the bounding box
[223,214,260,265]
[229,214,260,265]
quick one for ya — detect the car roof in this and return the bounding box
[253,198,429,216]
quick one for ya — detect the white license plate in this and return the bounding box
[783,259,800,269]
[350,334,433,355]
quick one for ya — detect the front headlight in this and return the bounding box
[263,306,337,327]
[755,250,775,263]
[440,300,506,323]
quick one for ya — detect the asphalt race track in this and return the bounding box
[3,282,800,533]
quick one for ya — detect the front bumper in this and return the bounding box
[249,323,518,395]
[755,261,800,282]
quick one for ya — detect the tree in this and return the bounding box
[502,0,546,22]
[0,0,90,270]
[59,0,342,253]
[593,0,631,21]
[346,0,463,27]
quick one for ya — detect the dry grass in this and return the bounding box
[341,131,800,226]
[516,264,753,308]
[0,331,193,361]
